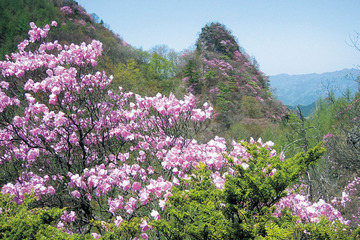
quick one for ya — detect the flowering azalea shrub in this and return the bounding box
[275,193,346,224]
[152,141,358,239]
[0,21,212,236]
[60,6,73,15]
[0,21,359,239]
[331,176,360,227]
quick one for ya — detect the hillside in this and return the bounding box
[0,0,131,64]
[0,0,186,96]
[179,22,287,139]
[270,68,360,106]
[0,1,286,141]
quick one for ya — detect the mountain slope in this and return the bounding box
[0,3,286,140]
[0,0,133,67]
[0,0,186,97]
[270,68,360,106]
[180,22,287,138]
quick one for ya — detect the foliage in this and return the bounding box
[0,0,60,59]
[196,22,239,59]
[149,52,177,81]
[241,96,264,118]
[92,217,143,240]
[295,217,354,240]
[0,193,85,240]
[150,140,351,240]
[182,58,202,95]
[112,59,158,95]
[223,141,325,239]
[152,163,232,239]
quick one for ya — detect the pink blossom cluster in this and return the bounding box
[1,23,102,80]
[331,177,360,226]
[343,177,360,200]
[91,233,101,239]
[57,210,77,235]
[61,210,77,223]
[209,87,220,95]
[233,50,245,62]
[74,19,86,26]
[182,76,190,82]
[275,193,347,224]
[203,58,234,72]
[219,39,233,47]
[255,96,264,102]
[159,136,228,187]
[245,83,259,95]
[1,172,55,204]
[60,6,72,15]
[323,133,334,142]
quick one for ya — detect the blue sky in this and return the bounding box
[76,0,360,75]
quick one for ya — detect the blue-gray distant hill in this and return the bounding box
[269,68,360,106]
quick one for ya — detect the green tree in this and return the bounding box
[113,59,154,94]
[241,96,264,118]
[153,141,326,239]
[183,58,202,94]
[152,164,232,240]
[149,52,177,80]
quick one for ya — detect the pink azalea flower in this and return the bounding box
[140,219,149,232]
[49,94,57,105]
[269,168,277,177]
[61,211,76,223]
[132,182,142,191]
[140,233,149,240]
[114,216,123,227]
[71,190,81,199]
[91,233,101,239]
[151,210,160,220]
[57,221,64,228]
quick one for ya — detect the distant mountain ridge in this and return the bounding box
[269,68,360,106]
[287,102,316,117]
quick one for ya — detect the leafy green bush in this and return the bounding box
[152,142,333,239]
[0,193,78,239]
[152,164,232,239]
